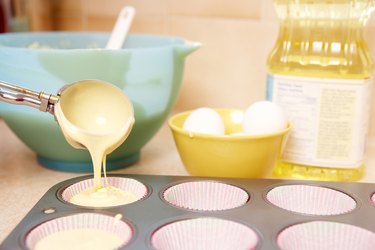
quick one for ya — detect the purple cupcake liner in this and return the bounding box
[277,221,375,250]
[266,185,356,215]
[151,217,258,250]
[61,177,148,207]
[25,213,133,250]
[163,181,249,211]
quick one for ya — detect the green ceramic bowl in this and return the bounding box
[0,32,199,172]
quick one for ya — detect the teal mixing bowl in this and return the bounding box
[0,32,199,172]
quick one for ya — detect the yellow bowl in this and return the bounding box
[169,109,291,178]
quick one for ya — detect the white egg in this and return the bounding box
[183,107,225,135]
[243,101,288,135]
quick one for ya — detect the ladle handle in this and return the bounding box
[0,80,59,114]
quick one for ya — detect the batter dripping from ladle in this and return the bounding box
[0,79,137,207]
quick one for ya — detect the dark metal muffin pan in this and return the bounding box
[1,174,375,249]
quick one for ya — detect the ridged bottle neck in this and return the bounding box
[268,0,375,78]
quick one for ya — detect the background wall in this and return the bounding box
[23,0,375,144]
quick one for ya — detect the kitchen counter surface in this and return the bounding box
[1,117,375,243]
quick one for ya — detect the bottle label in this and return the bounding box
[267,74,372,169]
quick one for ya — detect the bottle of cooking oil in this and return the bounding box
[266,0,375,181]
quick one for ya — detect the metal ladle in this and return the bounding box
[0,80,59,114]
[0,80,135,150]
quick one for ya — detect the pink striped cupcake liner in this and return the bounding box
[266,185,356,215]
[151,217,258,250]
[25,213,133,250]
[162,181,249,211]
[61,177,148,207]
[371,192,375,205]
[277,221,375,250]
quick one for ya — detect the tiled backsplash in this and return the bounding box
[26,0,375,143]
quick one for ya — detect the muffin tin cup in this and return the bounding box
[162,181,249,211]
[266,184,357,216]
[151,217,259,250]
[277,221,375,250]
[60,177,148,208]
[25,212,133,250]
[2,174,375,250]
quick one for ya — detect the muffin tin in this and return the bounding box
[2,174,375,249]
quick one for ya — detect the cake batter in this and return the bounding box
[69,186,138,207]
[34,228,123,250]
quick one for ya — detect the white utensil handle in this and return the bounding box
[106,6,136,49]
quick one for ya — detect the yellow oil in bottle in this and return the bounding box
[267,0,375,181]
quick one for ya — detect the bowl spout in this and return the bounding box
[174,41,201,58]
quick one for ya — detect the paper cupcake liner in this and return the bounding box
[61,177,148,207]
[266,185,356,216]
[277,221,375,250]
[371,193,375,205]
[151,217,258,250]
[25,213,133,250]
[162,181,249,211]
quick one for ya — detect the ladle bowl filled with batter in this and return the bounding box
[55,80,134,151]
[0,32,199,171]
